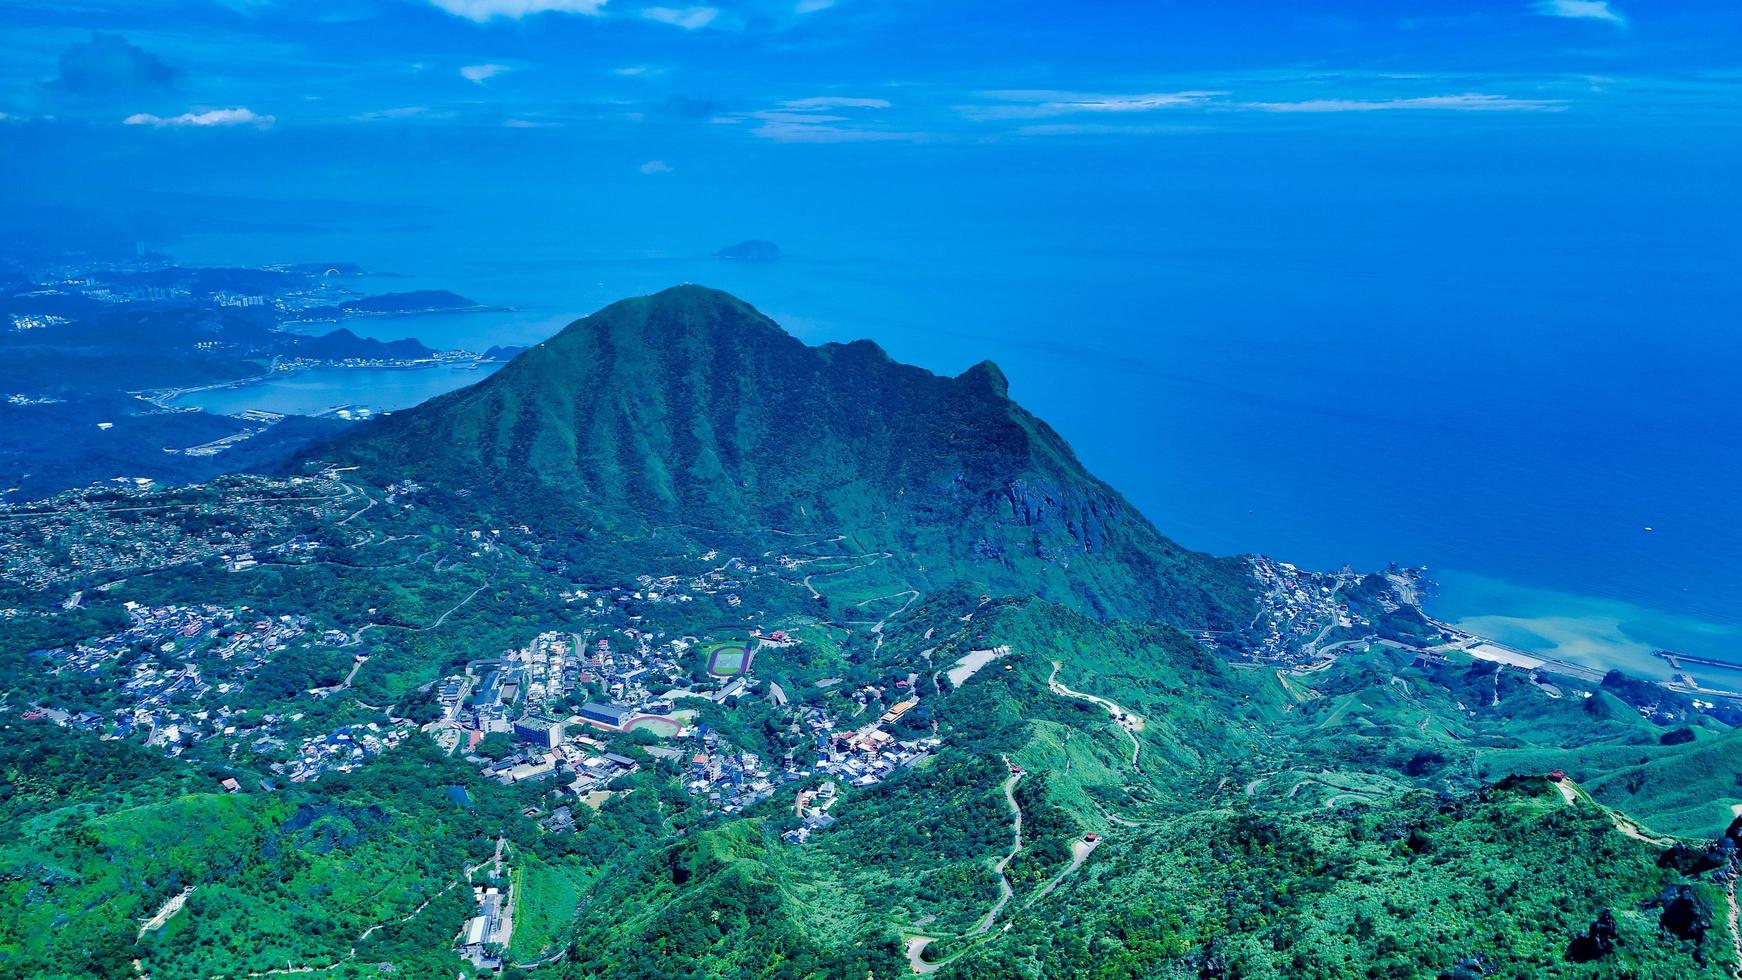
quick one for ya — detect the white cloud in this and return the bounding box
[723,94,919,142]
[503,117,557,128]
[427,0,607,22]
[123,107,275,128]
[743,110,917,143]
[354,106,441,121]
[961,90,1223,121]
[642,5,717,29]
[795,0,835,12]
[1244,93,1565,112]
[781,96,891,110]
[1531,0,1626,26]
[461,63,510,83]
[1015,122,1210,137]
[639,159,673,174]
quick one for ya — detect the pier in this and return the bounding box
[1657,650,1742,673]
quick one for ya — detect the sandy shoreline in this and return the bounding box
[1429,620,1742,701]
[1464,642,1550,671]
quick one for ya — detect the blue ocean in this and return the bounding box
[174,219,1742,684]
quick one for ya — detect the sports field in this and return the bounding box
[705,641,754,677]
[625,715,682,737]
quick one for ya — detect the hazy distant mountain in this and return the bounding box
[289,327,435,361]
[322,285,1256,629]
[715,240,780,262]
[480,344,528,361]
[294,290,482,320]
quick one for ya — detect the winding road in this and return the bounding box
[1029,837,1098,904]
[970,760,1025,936]
[905,757,1025,974]
[1048,661,1144,771]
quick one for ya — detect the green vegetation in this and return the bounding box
[6,286,1741,978]
[319,285,1260,636]
[2,733,492,977]
[530,597,1742,978]
[508,848,588,963]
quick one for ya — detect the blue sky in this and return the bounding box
[3,1,1739,182]
[4,0,1739,266]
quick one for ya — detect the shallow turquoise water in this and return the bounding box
[1433,570,1742,690]
[169,364,501,417]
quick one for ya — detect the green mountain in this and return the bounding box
[10,285,1739,979]
[321,285,1257,629]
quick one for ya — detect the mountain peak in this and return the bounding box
[540,284,790,357]
[320,286,1256,628]
[957,359,1010,398]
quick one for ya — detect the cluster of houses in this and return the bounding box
[782,781,840,844]
[683,731,777,813]
[809,698,940,795]
[0,472,349,593]
[1248,557,1372,661]
[277,721,414,783]
[17,602,357,758]
[426,612,946,830]
[468,712,646,794]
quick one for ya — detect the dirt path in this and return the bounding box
[1553,778,1674,846]
[1048,662,1143,770]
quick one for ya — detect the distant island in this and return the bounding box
[715,239,780,262]
[291,289,499,322]
[289,327,436,362]
[481,344,529,362]
[0,260,508,499]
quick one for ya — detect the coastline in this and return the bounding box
[145,356,504,417]
[1423,617,1742,705]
